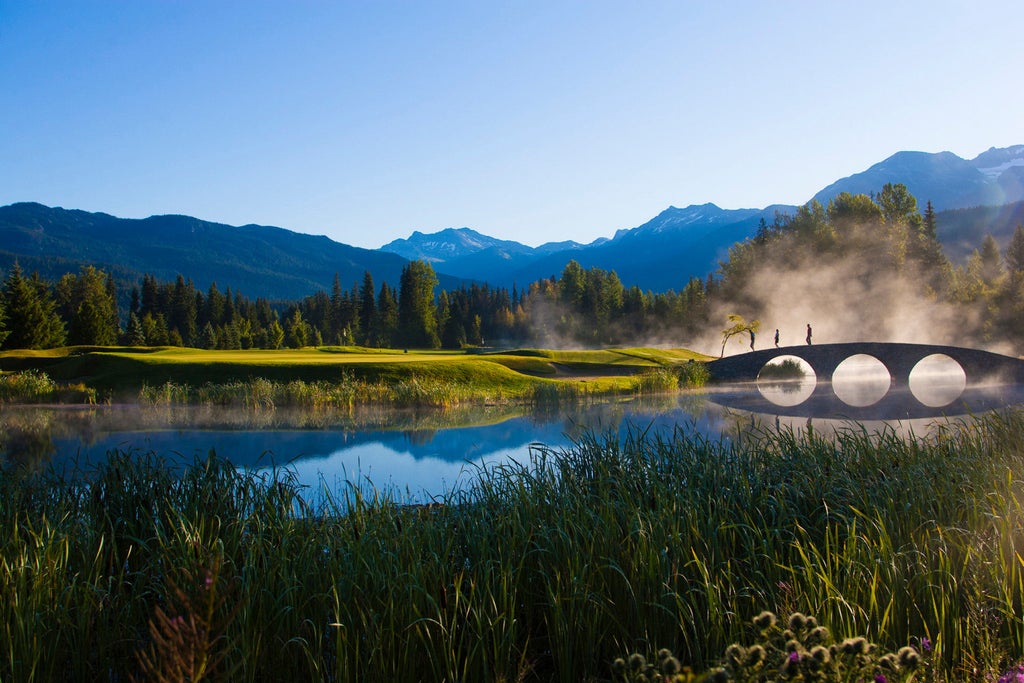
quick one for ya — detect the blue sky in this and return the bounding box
[2,1,1022,249]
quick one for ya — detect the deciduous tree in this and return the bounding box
[720,314,760,357]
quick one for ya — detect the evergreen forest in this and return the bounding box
[2,184,1023,355]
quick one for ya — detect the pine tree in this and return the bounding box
[30,269,68,348]
[329,273,344,342]
[169,275,197,346]
[376,282,398,348]
[2,263,67,350]
[359,271,376,345]
[922,200,938,241]
[285,308,310,348]
[125,311,146,345]
[197,322,217,349]
[266,319,285,349]
[1004,225,1024,276]
[397,261,440,349]
[140,274,160,318]
[979,234,1005,288]
[141,313,170,346]
[56,266,119,345]
[0,286,8,348]
[204,282,225,328]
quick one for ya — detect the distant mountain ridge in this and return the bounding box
[3,145,1023,299]
[935,200,1024,263]
[377,203,791,289]
[812,145,1024,210]
[380,227,594,263]
[382,145,1024,290]
[0,202,462,301]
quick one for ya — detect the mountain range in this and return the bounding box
[2,145,1022,300]
[0,203,463,302]
[382,145,1024,291]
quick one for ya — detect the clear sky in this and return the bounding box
[2,1,1022,249]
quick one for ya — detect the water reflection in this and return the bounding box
[2,382,1023,502]
[753,353,974,412]
[832,354,891,407]
[756,355,816,406]
[909,354,967,407]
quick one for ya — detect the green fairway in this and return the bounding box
[0,345,714,405]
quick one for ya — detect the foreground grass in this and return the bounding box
[2,411,1024,680]
[0,345,713,406]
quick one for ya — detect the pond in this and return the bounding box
[3,376,1024,504]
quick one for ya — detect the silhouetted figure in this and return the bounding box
[749,329,755,351]
[806,323,812,345]
[774,329,779,347]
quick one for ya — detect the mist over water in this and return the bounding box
[755,356,816,405]
[831,354,892,407]
[5,375,1024,503]
[909,354,968,406]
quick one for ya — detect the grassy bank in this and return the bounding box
[0,345,712,406]
[2,411,1023,680]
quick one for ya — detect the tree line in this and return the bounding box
[720,183,1024,349]
[0,260,524,352]
[0,255,716,353]
[2,182,1023,353]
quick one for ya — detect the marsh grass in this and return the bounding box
[0,370,96,404]
[137,369,673,412]
[3,412,1024,680]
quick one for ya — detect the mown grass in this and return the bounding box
[2,411,1024,680]
[0,346,711,407]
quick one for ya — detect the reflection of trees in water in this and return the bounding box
[757,380,807,395]
[403,429,438,446]
[757,359,807,380]
[719,407,773,443]
[126,403,535,433]
[0,413,57,473]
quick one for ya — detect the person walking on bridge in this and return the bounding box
[774,329,779,347]
[806,323,812,345]
[749,329,755,351]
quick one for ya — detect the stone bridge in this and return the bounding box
[706,342,1024,386]
[703,342,1024,419]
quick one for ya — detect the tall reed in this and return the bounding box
[0,370,96,404]
[2,411,1024,680]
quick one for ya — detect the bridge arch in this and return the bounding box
[706,342,1024,411]
[831,354,891,407]
[908,353,966,407]
[755,355,816,406]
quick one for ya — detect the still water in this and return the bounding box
[3,378,1024,503]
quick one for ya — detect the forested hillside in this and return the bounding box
[0,202,459,302]
[2,185,1022,355]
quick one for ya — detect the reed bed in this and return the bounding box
[2,411,1024,681]
[633,362,712,395]
[0,369,96,404]
[137,371,661,412]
